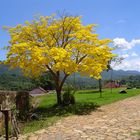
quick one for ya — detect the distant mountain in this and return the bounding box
[102,70,140,80]
[0,64,140,89]
[67,70,140,81]
[0,64,140,78]
[0,64,21,75]
[66,70,140,89]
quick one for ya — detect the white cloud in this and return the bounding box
[131,52,138,57]
[131,39,140,46]
[113,38,131,50]
[113,38,140,71]
[114,58,140,71]
[113,38,140,50]
[121,54,129,59]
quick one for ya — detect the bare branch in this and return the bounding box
[60,73,69,90]
[46,65,57,78]
[77,54,87,64]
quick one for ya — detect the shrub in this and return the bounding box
[62,91,75,106]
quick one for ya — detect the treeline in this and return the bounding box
[65,74,140,89]
[0,73,35,91]
[120,75,140,88]
[0,69,140,91]
[0,73,55,91]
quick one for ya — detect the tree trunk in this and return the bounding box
[52,72,69,106]
[99,79,102,98]
[110,69,113,94]
[56,89,62,105]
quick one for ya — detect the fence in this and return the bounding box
[0,90,30,139]
[0,91,17,138]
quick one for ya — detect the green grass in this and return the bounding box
[21,88,140,134]
[76,88,140,105]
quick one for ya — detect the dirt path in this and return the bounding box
[19,95,140,140]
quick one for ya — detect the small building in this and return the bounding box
[104,81,121,88]
[29,87,47,97]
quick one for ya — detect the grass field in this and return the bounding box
[21,88,140,134]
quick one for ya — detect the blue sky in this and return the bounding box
[0,0,140,71]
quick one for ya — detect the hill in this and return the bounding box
[0,64,139,78]
[66,70,140,89]
[102,70,140,80]
[0,64,21,75]
[0,64,140,90]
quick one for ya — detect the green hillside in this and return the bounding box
[0,64,140,90]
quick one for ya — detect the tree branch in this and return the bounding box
[49,30,60,47]
[77,54,87,64]
[59,74,69,90]
[46,65,57,78]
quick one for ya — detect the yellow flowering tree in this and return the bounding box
[5,15,114,105]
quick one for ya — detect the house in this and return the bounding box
[29,87,47,97]
[104,81,121,88]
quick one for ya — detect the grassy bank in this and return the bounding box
[21,88,140,134]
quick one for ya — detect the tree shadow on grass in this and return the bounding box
[33,102,99,118]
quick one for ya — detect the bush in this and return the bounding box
[62,91,75,106]
[62,84,74,91]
